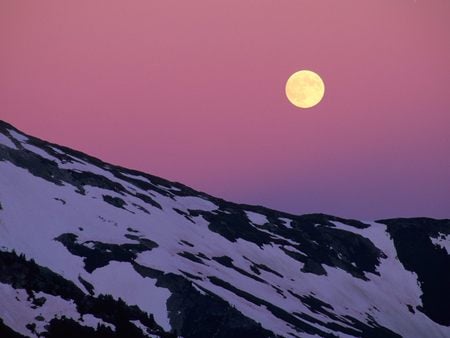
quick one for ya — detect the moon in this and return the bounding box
[285,70,325,109]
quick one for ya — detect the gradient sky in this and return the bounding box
[1,1,449,220]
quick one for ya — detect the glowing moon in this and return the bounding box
[285,70,325,108]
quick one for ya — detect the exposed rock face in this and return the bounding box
[0,120,449,338]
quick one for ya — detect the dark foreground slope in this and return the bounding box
[0,120,449,338]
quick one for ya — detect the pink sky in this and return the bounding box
[1,1,449,220]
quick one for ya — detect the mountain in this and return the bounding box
[0,120,449,338]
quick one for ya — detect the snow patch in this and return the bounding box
[431,233,450,254]
[89,262,172,331]
[121,172,150,183]
[174,195,218,212]
[82,314,115,331]
[8,130,29,143]
[22,143,58,162]
[279,218,293,228]
[0,133,17,149]
[130,320,151,337]
[245,211,268,225]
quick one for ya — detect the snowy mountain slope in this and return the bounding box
[0,120,449,338]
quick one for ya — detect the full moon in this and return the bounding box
[285,70,325,109]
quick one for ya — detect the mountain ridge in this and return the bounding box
[0,119,443,223]
[0,120,449,338]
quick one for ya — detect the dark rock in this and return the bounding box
[301,259,327,276]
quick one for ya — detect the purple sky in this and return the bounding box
[1,1,449,220]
